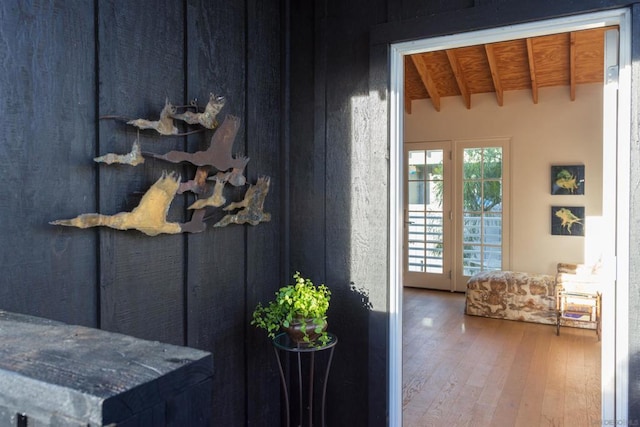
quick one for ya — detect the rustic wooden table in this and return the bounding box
[0,310,213,426]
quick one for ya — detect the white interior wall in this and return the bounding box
[404,84,603,275]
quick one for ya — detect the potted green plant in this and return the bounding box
[251,271,331,346]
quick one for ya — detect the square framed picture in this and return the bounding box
[551,206,585,236]
[551,165,585,195]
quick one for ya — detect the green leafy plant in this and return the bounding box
[251,272,331,345]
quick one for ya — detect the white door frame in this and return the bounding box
[388,9,631,426]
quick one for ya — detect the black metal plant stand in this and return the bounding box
[272,332,337,427]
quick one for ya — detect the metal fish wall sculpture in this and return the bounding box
[52,93,270,235]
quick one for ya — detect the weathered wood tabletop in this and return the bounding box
[0,310,213,426]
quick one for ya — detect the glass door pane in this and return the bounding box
[461,147,503,276]
[407,149,444,274]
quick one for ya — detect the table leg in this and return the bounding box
[309,352,315,427]
[321,347,336,427]
[297,352,303,426]
[273,348,290,427]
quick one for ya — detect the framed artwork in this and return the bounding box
[551,206,585,236]
[551,165,585,195]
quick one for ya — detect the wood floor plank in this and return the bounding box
[541,324,569,425]
[403,349,445,408]
[476,320,523,409]
[492,324,536,426]
[464,402,496,427]
[563,328,587,426]
[583,329,602,424]
[402,288,601,426]
[448,371,483,425]
[514,328,552,426]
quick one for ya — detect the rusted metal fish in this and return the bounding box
[188,172,229,210]
[127,99,179,135]
[172,93,225,129]
[146,115,248,187]
[214,176,271,227]
[94,139,145,166]
[50,172,182,236]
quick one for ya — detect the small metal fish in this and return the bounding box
[94,139,144,166]
[172,93,225,129]
[127,99,179,135]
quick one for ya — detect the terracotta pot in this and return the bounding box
[283,317,327,345]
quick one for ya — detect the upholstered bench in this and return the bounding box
[464,270,557,325]
[465,263,601,329]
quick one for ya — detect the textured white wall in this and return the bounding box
[404,83,603,275]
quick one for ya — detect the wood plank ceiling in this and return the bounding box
[404,27,615,113]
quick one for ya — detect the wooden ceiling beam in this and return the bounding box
[526,38,539,104]
[403,27,608,111]
[570,32,576,101]
[410,54,441,112]
[484,43,504,107]
[445,49,471,109]
[405,93,412,114]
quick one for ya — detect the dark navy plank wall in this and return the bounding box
[97,0,187,347]
[0,0,283,425]
[0,0,97,327]
[1,0,639,425]
[291,0,640,425]
[182,1,250,424]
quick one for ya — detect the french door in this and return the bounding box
[403,141,452,290]
[453,139,509,291]
[404,139,509,291]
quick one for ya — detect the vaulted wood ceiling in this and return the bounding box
[404,26,615,113]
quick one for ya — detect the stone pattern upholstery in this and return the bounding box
[464,270,557,324]
[465,265,601,329]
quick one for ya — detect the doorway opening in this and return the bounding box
[388,9,631,426]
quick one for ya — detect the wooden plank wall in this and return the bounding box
[289,1,391,425]
[98,0,187,346]
[291,0,640,425]
[3,0,640,425]
[0,0,282,425]
[0,0,97,327]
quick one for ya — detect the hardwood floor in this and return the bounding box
[402,287,601,427]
